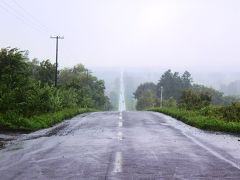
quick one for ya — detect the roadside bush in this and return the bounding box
[149,107,240,134]
[179,89,211,110]
[199,103,240,122]
[59,88,78,108]
[0,47,111,130]
[163,97,177,108]
[220,102,240,122]
[198,106,222,117]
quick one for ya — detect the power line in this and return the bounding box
[0,0,50,35]
[3,0,50,34]
[12,0,51,34]
[50,36,64,87]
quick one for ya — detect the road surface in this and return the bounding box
[0,111,240,179]
[118,69,126,112]
[1,73,240,179]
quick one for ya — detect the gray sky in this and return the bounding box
[1,0,240,71]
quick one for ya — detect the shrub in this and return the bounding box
[163,97,177,108]
[220,102,240,122]
[179,89,211,110]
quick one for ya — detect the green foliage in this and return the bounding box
[58,65,110,110]
[198,106,222,118]
[136,90,156,110]
[29,59,55,86]
[179,89,211,110]
[0,108,96,131]
[191,84,240,106]
[157,70,192,101]
[162,97,177,108]
[0,48,29,90]
[149,107,240,134]
[0,47,111,130]
[0,48,30,113]
[222,96,240,105]
[58,88,78,108]
[134,82,157,99]
[219,102,240,122]
[134,82,157,110]
[134,69,239,111]
[191,84,222,105]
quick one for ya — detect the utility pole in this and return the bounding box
[50,36,64,87]
[160,86,163,108]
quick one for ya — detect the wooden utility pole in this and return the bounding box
[50,36,64,87]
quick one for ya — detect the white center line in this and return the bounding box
[113,152,122,173]
[119,116,122,120]
[118,121,123,127]
[117,131,123,141]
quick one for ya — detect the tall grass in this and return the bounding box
[0,108,96,131]
[149,107,240,134]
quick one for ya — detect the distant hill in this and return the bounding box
[220,80,240,96]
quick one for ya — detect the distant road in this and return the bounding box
[119,69,126,112]
[0,111,240,179]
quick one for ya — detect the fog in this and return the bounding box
[1,0,240,96]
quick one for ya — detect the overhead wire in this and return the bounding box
[0,0,50,35]
[12,0,51,34]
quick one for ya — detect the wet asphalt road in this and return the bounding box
[0,111,240,179]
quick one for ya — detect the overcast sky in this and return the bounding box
[1,0,240,71]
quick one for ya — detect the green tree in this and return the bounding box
[157,70,192,101]
[36,60,55,86]
[192,84,225,105]
[134,82,157,99]
[0,47,111,120]
[59,64,110,110]
[136,90,156,110]
[181,71,192,89]
[134,82,157,110]
[0,48,29,90]
[0,48,30,113]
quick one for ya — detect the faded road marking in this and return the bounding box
[119,116,122,120]
[117,131,123,141]
[113,152,122,173]
[118,122,123,127]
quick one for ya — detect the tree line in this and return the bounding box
[0,48,111,121]
[134,69,240,110]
